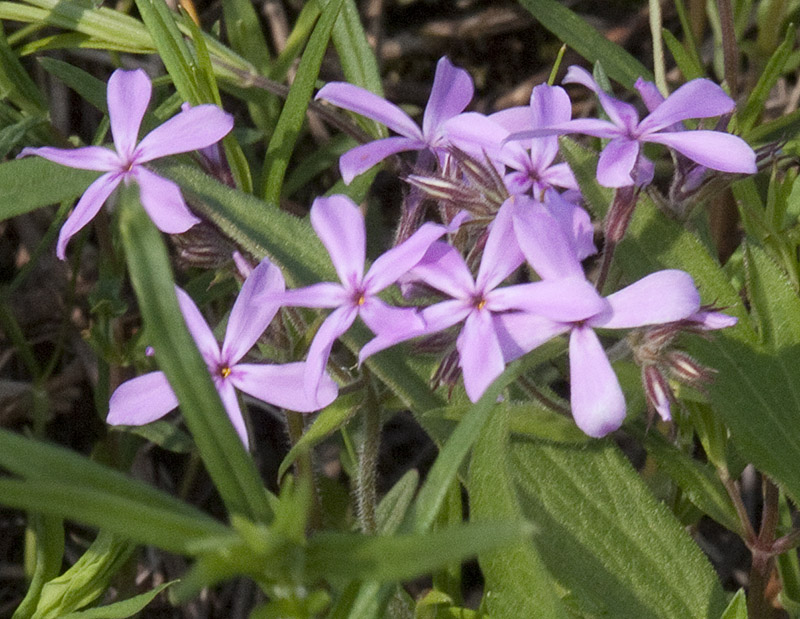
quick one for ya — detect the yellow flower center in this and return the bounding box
[219,366,232,379]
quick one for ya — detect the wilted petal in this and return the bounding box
[316,82,423,139]
[20,145,119,171]
[133,168,201,233]
[135,104,233,162]
[475,201,525,292]
[107,69,151,161]
[488,278,606,321]
[638,79,735,135]
[216,379,249,448]
[278,282,350,309]
[406,242,475,299]
[339,136,424,184]
[644,130,757,174]
[233,362,338,412]
[569,326,626,437]
[304,305,358,400]
[56,172,122,260]
[364,221,447,293]
[592,269,700,329]
[222,258,284,364]
[596,137,640,187]
[511,197,585,279]
[107,371,178,425]
[311,195,366,287]
[175,287,220,364]
[457,310,506,402]
[423,57,474,138]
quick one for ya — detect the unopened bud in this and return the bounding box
[643,364,674,422]
[666,351,716,388]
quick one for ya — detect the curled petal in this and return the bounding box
[596,137,640,187]
[108,69,152,161]
[19,145,119,171]
[364,221,447,293]
[133,168,200,233]
[457,310,506,402]
[222,258,285,364]
[311,195,366,287]
[135,104,234,162]
[688,309,738,330]
[56,172,122,260]
[638,79,735,135]
[644,130,757,174]
[304,305,358,402]
[233,362,338,412]
[174,287,220,364]
[316,82,423,139]
[107,371,178,425]
[423,57,475,138]
[569,326,626,437]
[216,379,249,449]
[592,269,700,329]
[339,136,423,184]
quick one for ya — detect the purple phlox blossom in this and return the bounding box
[316,57,501,184]
[20,69,233,259]
[361,199,606,402]
[274,194,457,405]
[509,65,757,188]
[490,83,579,197]
[107,258,337,448]
[497,198,702,437]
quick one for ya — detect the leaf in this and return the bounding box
[662,27,704,80]
[112,420,194,454]
[517,0,652,88]
[720,589,748,619]
[0,157,99,221]
[0,25,46,114]
[508,440,727,618]
[376,470,418,536]
[37,58,107,112]
[33,531,135,618]
[260,0,345,202]
[11,515,63,619]
[58,581,175,619]
[117,185,273,522]
[558,137,613,219]
[469,403,568,618]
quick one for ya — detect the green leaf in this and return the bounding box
[37,57,107,112]
[517,0,652,88]
[470,403,568,618]
[12,515,63,619]
[662,27,704,80]
[508,440,727,618]
[306,521,528,585]
[376,469,418,535]
[32,531,135,618]
[0,24,46,114]
[112,420,194,454]
[0,157,99,221]
[744,243,800,348]
[260,0,345,202]
[558,137,613,219]
[117,185,273,522]
[720,589,748,619]
[58,581,175,619]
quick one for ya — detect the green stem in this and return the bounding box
[285,410,323,529]
[648,0,668,95]
[356,393,381,535]
[716,0,739,95]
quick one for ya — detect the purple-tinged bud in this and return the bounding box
[604,186,638,245]
[643,364,674,422]
[666,351,716,388]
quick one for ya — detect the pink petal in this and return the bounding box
[311,195,366,287]
[488,278,606,321]
[423,57,474,139]
[20,145,119,171]
[638,79,735,135]
[511,197,585,279]
[216,379,249,448]
[132,168,201,233]
[441,112,507,161]
[569,326,626,437]
[277,282,350,309]
[107,371,179,425]
[107,69,152,161]
[542,189,596,260]
[688,309,738,330]
[591,269,700,329]
[493,312,569,362]
[232,362,338,412]
[528,84,572,170]
[135,104,234,162]
[364,221,447,293]
[56,172,122,260]
[563,65,639,132]
[406,241,475,299]
[508,118,622,141]
[358,297,425,335]
[475,200,524,292]
[316,82,423,139]
[457,310,506,402]
[222,258,284,365]
[174,287,220,364]
[539,162,579,192]
[490,106,532,132]
[643,130,757,174]
[339,136,423,184]
[304,305,358,402]
[634,78,665,113]
[596,137,640,187]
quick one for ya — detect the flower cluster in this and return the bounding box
[29,60,753,443]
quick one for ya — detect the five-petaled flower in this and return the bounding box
[107,258,338,448]
[20,68,233,259]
